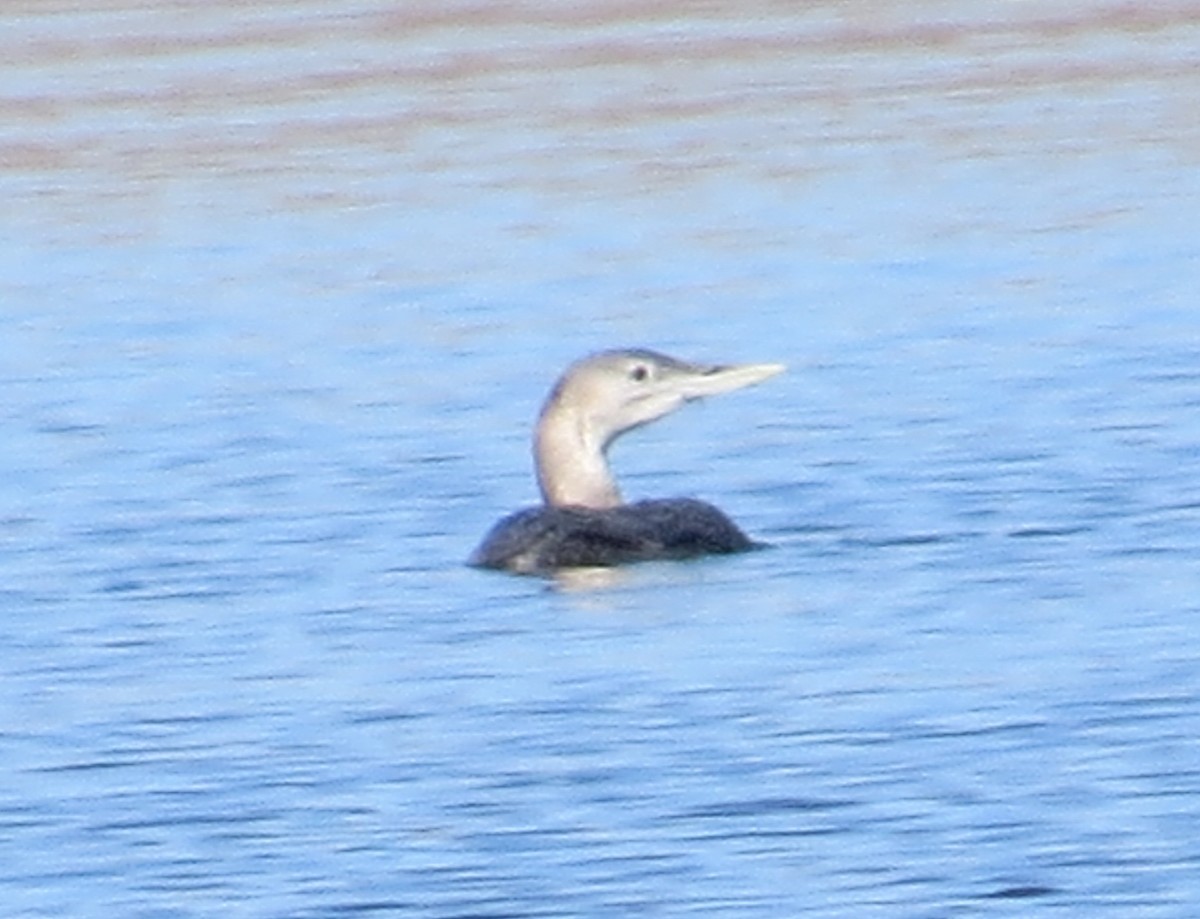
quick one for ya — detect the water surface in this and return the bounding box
[3,2,1200,916]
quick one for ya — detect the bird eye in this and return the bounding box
[630,364,649,382]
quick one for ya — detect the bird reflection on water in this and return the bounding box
[469,349,784,575]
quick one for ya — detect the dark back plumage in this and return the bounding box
[469,498,757,574]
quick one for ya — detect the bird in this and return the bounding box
[469,348,784,574]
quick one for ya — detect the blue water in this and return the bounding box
[3,3,1200,916]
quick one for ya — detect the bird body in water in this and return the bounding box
[469,349,784,574]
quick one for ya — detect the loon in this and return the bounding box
[469,349,784,574]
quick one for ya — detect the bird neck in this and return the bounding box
[534,402,622,509]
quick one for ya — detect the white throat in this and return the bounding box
[534,401,622,509]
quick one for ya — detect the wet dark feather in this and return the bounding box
[469,498,758,574]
